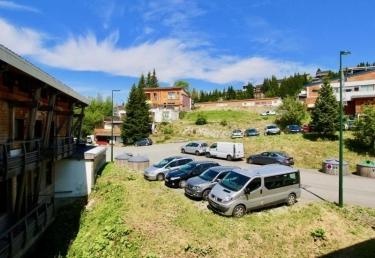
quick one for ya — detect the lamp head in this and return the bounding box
[340,50,351,56]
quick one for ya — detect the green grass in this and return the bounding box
[64,164,375,258]
[151,110,374,171]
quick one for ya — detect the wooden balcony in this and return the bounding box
[53,137,74,160]
[0,140,41,180]
[0,201,55,258]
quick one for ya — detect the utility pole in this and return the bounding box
[111,89,120,162]
[339,50,351,207]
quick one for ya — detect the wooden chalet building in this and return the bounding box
[0,45,88,257]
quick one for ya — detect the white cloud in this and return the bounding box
[0,18,317,85]
[0,1,40,13]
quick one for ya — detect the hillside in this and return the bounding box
[151,109,374,171]
[46,164,375,258]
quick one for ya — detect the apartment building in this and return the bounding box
[305,69,375,115]
[144,87,191,111]
[0,44,88,257]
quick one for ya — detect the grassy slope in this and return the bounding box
[66,164,375,258]
[151,110,373,170]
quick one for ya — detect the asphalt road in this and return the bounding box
[106,142,375,208]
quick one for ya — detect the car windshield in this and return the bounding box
[289,125,299,130]
[267,125,277,129]
[199,169,219,181]
[275,152,288,158]
[154,157,175,168]
[179,163,196,173]
[219,171,250,192]
[248,129,256,132]
[233,130,241,133]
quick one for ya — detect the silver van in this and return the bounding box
[181,141,208,155]
[208,164,301,217]
[185,166,238,200]
[144,156,193,181]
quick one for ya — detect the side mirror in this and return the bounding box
[215,178,222,183]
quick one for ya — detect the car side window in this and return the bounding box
[270,153,278,157]
[210,143,217,149]
[201,143,208,147]
[168,161,179,167]
[192,143,199,147]
[246,178,262,192]
[261,152,269,156]
[179,159,191,166]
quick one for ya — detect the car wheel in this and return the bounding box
[287,193,297,206]
[195,150,200,156]
[205,152,211,158]
[247,157,253,164]
[227,155,233,161]
[181,148,185,153]
[232,205,246,218]
[202,189,210,201]
[156,173,164,181]
[179,180,187,188]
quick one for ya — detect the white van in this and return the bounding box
[205,142,244,161]
[208,164,301,217]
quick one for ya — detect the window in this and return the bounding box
[168,161,179,167]
[217,171,228,180]
[192,143,199,147]
[153,93,158,100]
[178,159,192,166]
[354,87,359,92]
[14,119,25,140]
[261,152,269,157]
[34,120,43,138]
[210,143,217,149]
[264,172,299,189]
[246,178,261,192]
[345,89,352,92]
[168,92,177,100]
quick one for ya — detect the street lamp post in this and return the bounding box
[111,89,120,162]
[339,50,350,207]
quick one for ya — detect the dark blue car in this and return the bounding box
[285,125,302,134]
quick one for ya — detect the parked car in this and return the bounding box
[208,165,301,217]
[181,141,208,155]
[244,128,260,137]
[285,125,302,134]
[302,124,315,133]
[261,110,276,116]
[231,129,244,138]
[247,151,294,166]
[165,161,220,188]
[264,124,281,135]
[205,142,244,161]
[135,138,153,146]
[144,156,193,181]
[185,166,238,200]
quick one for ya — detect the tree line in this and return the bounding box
[191,83,255,103]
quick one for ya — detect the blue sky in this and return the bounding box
[0,0,374,102]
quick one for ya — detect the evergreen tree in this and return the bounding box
[121,83,151,144]
[146,72,152,87]
[311,79,339,136]
[276,97,307,128]
[150,69,159,88]
[354,105,375,152]
[244,83,254,99]
[139,74,146,88]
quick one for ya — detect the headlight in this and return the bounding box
[222,196,233,203]
[192,186,201,191]
[170,177,180,180]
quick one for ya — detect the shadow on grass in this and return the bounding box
[302,133,338,142]
[319,238,375,258]
[28,198,87,258]
[345,138,375,156]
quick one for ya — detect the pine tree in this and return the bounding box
[311,79,339,136]
[146,72,152,87]
[139,74,146,88]
[121,82,151,144]
[150,69,159,88]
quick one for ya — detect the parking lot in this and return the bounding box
[107,142,375,208]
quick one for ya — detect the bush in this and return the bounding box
[353,105,375,152]
[276,97,307,128]
[195,114,207,125]
[311,228,326,241]
[162,125,174,135]
[220,120,228,126]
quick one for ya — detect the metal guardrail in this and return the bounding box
[0,139,41,179]
[0,200,55,258]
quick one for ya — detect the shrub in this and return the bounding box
[195,114,207,125]
[162,125,174,135]
[220,120,228,126]
[311,228,326,241]
[353,105,375,153]
[276,97,307,128]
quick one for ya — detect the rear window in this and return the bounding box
[264,172,299,190]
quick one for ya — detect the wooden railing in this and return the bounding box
[0,200,55,258]
[53,137,75,160]
[0,139,41,180]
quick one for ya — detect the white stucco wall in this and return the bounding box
[54,147,106,198]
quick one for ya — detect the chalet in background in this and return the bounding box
[0,44,88,257]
